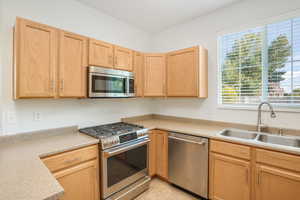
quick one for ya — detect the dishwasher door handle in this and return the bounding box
[168,135,206,145]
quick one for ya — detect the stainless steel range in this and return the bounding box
[79,122,150,200]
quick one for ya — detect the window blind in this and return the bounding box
[219,16,300,106]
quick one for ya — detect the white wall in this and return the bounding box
[0,0,154,135]
[149,0,300,130]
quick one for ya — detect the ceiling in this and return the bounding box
[76,0,242,33]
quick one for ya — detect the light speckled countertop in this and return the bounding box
[126,117,300,155]
[0,126,99,200]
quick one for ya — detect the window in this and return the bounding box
[219,17,300,107]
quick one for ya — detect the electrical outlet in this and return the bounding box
[6,111,17,124]
[33,112,42,121]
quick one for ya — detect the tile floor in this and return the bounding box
[135,178,201,200]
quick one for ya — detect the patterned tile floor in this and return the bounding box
[135,178,201,200]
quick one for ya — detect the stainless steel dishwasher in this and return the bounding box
[168,132,208,199]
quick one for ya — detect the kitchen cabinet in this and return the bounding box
[114,45,133,71]
[133,51,144,97]
[14,17,57,99]
[149,130,168,180]
[143,54,166,97]
[88,39,114,68]
[210,153,250,200]
[210,139,300,200]
[255,165,300,200]
[42,145,100,200]
[167,46,207,98]
[58,31,88,98]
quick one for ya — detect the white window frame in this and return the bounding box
[217,9,300,112]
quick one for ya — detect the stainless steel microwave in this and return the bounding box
[88,66,135,98]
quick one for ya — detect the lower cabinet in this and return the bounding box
[209,153,250,200]
[210,139,300,200]
[149,130,168,180]
[255,165,300,200]
[42,145,100,200]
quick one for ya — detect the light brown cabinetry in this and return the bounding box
[143,54,166,97]
[148,130,168,180]
[42,145,100,200]
[167,46,207,97]
[14,18,57,99]
[114,46,133,71]
[14,18,88,99]
[58,31,88,98]
[88,39,114,68]
[133,51,144,97]
[210,153,250,200]
[210,139,300,200]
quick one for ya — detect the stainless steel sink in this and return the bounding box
[219,129,258,140]
[257,134,300,148]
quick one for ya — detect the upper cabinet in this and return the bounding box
[88,39,114,68]
[14,18,57,99]
[14,18,87,99]
[114,46,133,71]
[133,51,144,97]
[58,31,88,98]
[167,46,208,98]
[144,54,166,97]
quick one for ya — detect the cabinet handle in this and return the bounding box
[246,168,249,184]
[60,80,64,91]
[50,80,55,91]
[257,171,261,185]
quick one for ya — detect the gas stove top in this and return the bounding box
[79,122,149,149]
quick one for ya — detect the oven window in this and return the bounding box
[92,75,126,93]
[107,145,147,187]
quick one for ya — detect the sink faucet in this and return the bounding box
[257,102,276,132]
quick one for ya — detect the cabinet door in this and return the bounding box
[255,165,300,200]
[210,153,250,200]
[155,130,168,180]
[54,160,99,200]
[88,39,114,68]
[133,51,144,97]
[144,54,166,97]
[58,31,88,98]
[149,131,156,176]
[14,18,57,98]
[167,47,199,97]
[114,46,133,71]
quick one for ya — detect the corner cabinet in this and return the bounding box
[149,130,168,180]
[42,145,100,200]
[143,54,166,97]
[167,46,208,98]
[58,31,88,98]
[210,139,300,200]
[14,18,57,98]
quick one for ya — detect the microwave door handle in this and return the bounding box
[103,139,150,157]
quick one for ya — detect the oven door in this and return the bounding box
[89,73,128,97]
[101,138,149,199]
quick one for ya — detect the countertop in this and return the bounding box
[127,117,300,155]
[0,127,99,200]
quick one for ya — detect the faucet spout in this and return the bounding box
[257,102,276,132]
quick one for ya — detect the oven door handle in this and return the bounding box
[103,138,150,157]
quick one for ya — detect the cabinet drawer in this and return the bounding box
[42,145,98,172]
[210,140,250,160]
[256,149,300,172]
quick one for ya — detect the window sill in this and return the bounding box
[218,104,300,113]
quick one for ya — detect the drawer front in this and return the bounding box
[210,140,250,160]
[256,148,300,172]
[42,145,98,172]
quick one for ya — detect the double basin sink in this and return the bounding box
[218,129,300,148]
